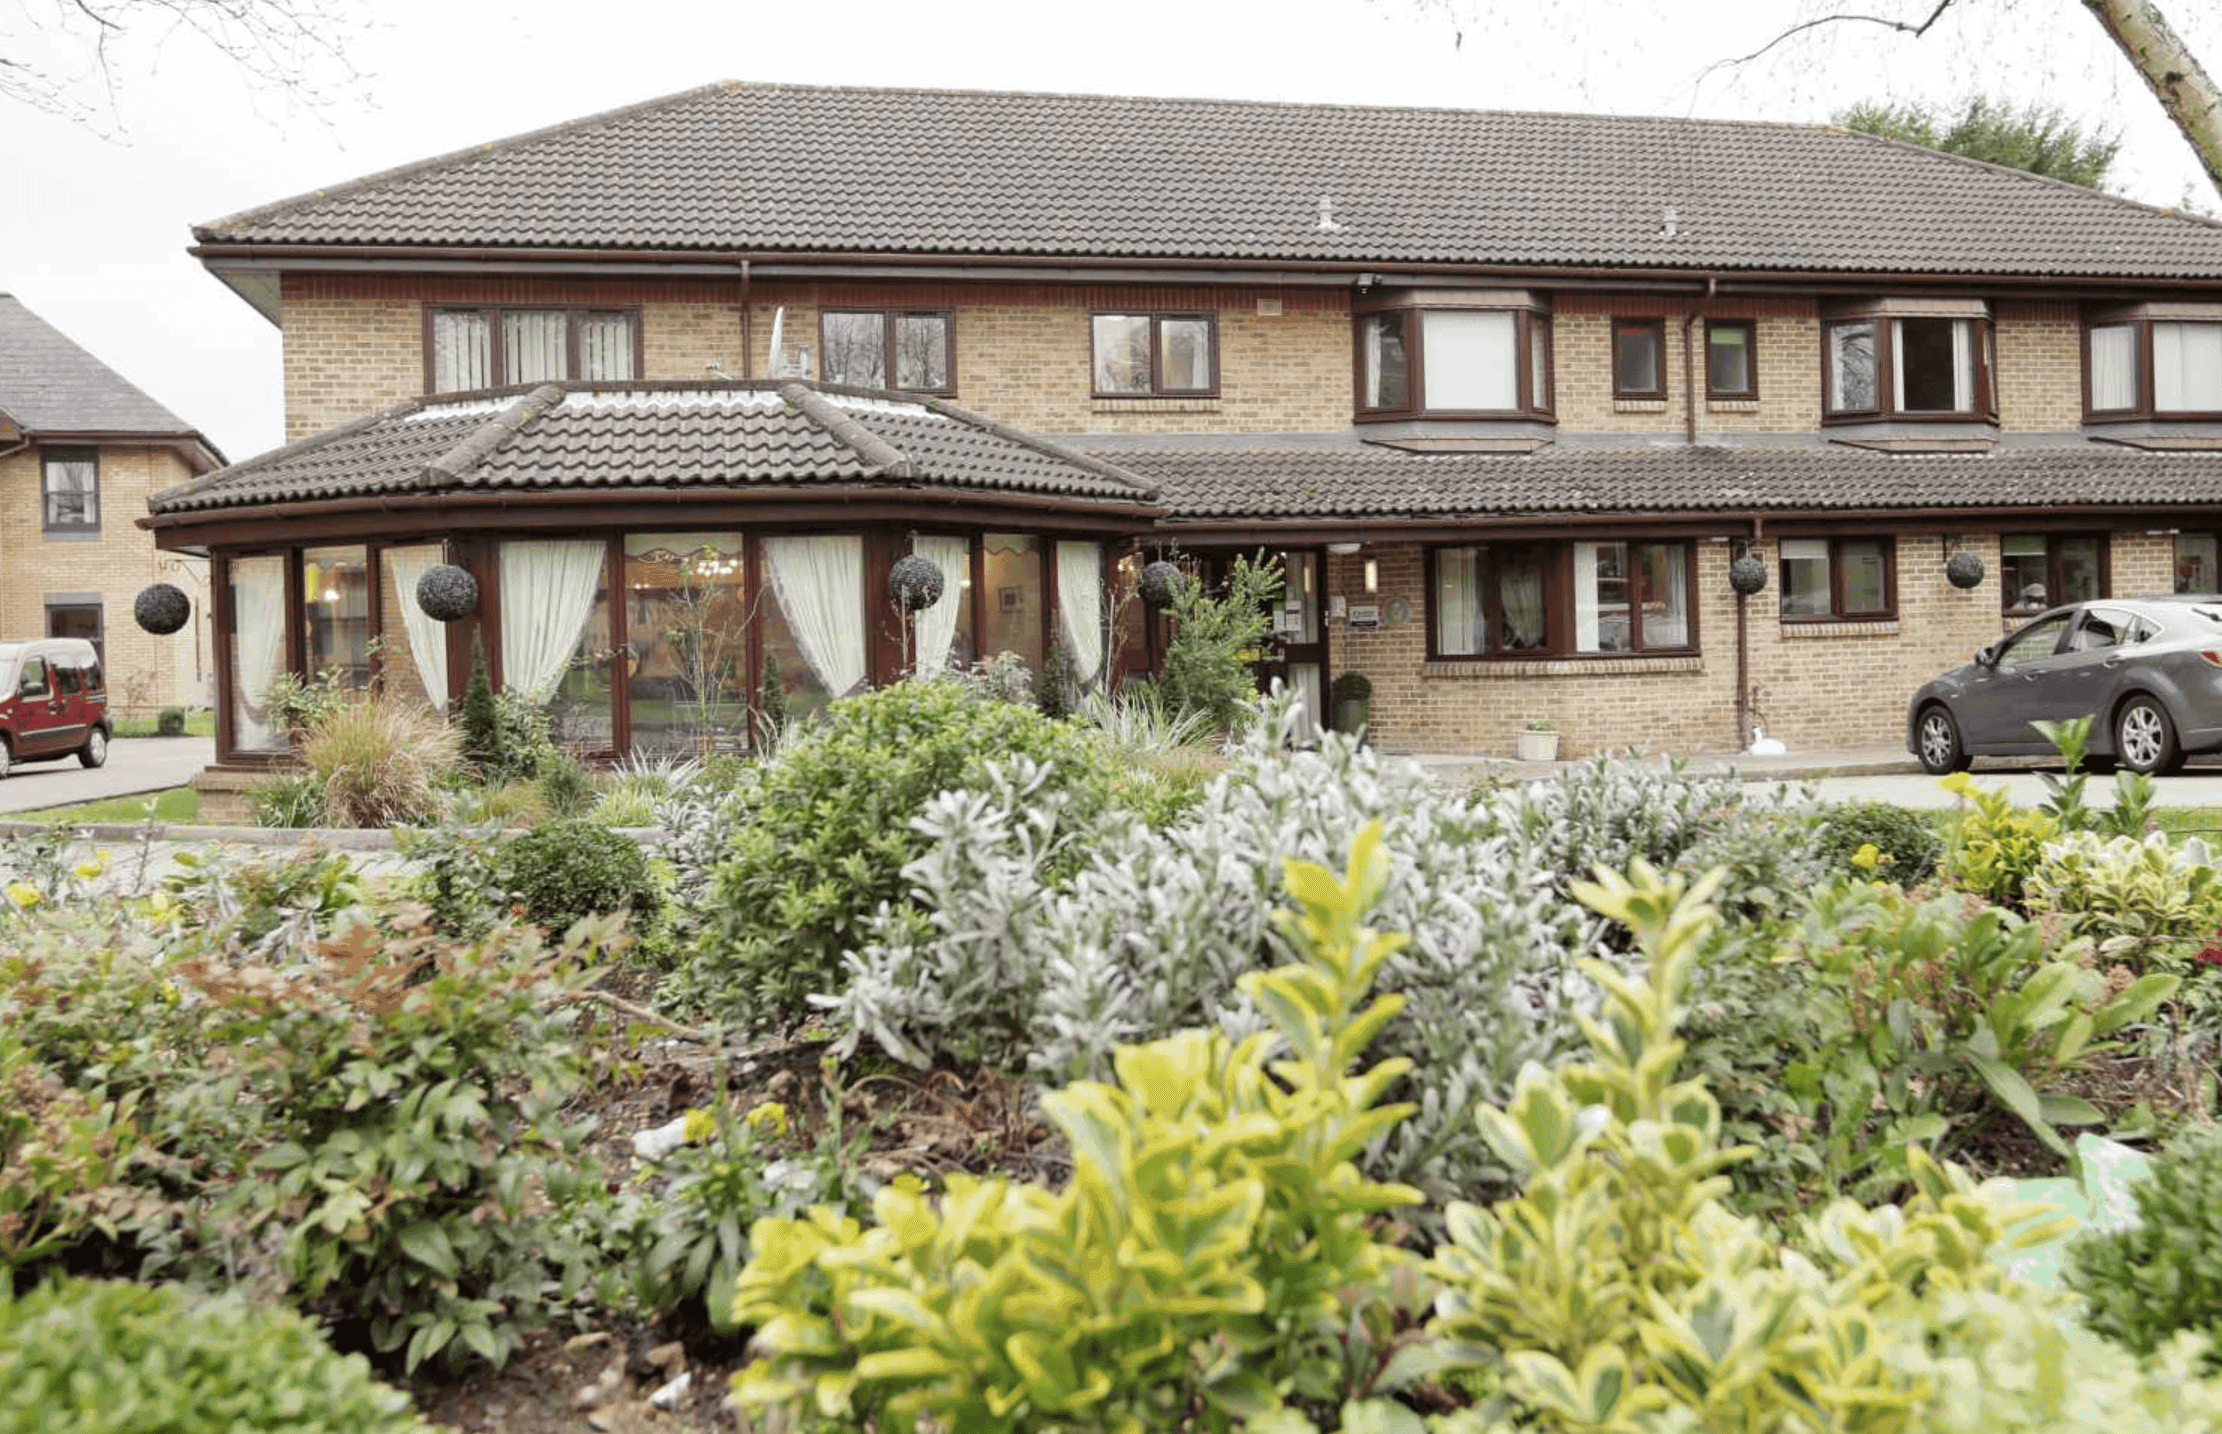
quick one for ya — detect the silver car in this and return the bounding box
[1907,596,2222,775]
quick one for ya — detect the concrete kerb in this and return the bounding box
[0,822,669,848]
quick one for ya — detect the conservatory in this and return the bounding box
[141,381,1163,765]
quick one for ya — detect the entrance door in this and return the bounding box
[1208,549,1328,737]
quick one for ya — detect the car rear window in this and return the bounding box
[82,660,102,694]
[54,663,79,696]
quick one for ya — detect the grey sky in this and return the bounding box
[4,0,2215,463]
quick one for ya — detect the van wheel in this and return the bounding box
[0,739,15,781]
[79,727,107,769]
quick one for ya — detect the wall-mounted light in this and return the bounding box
[1363,558,1379,595]
[1327,541,1364,556]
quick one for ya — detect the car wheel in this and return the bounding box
[1917,704,1970,775]
[78,726,107,769]
[2115,695,2180,775]
[0,739,15,781]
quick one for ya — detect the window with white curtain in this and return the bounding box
[1431,541,1691,658]
[1421,311,1518,410]
[2084,310,2222,420]
[1356,299,1550,418]
[227,554,288,754]
[429,308,639,391]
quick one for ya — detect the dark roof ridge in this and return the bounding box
[193,83,729,239]
[428,385,566,489]
[778,381,912,477]
[149,396,421,507]
[919,394,1161,500]
[1825,124,2222,236]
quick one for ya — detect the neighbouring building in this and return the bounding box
[149,80,2222,766]
[1,294,219,714]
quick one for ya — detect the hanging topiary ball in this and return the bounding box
[415,563,480,622]
[133,582,191,635]
[889,553,946,612]
[1138,560,1185,607]
[1728,554,1768,596]
[1946,550,1986,590]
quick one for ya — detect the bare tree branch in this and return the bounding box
[2,0,370,135]
[1695,1,1959,93]
[2082,0,2222,200]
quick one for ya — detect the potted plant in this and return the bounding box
[1331,670,1371,735]
[1515,717,1560,762]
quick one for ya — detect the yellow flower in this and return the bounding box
[1937,771,1974,796]
[5,882,40,910]
[160,981,181,1005]
[1850,843,1882,872]
[72,851,108,880]
[744,1101,790,1138]
[681,1107,718,1144]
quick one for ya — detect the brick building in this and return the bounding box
[1,295,218,715]
[147,81,2222,763]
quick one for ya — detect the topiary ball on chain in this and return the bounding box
[1946,550,1987,590]
[1137,560,1186,607]
[1728,554,1768,596]
[889,553,945,612]
[133,582,191,635]
[415,563,480,622]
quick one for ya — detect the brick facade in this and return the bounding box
[0,443,210,713]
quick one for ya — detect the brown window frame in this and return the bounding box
[422,307,644,393]
[2081,305,2222,422]
[1820,303,1995,424]
[1090,311,1220,398]
[1611,318,1668,400]
[2000,532,2110,617]
[1775,536,1897,623]
[44,598,105,671]
[1704,319,1758,400]
[40,447,99,535]
[818,310,957,394]
[1353,299,1554,422]
[1424,538,1697,661]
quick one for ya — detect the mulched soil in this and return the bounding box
[408,975,1067,1433]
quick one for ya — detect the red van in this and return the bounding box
[0,638,112,779]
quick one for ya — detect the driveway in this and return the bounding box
[0,736,213,815]
[1782,767,2222,811]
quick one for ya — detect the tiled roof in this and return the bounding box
[192,81,2222,280]
[1110,444,2222,522]
[0,294,204,437]
[146,381,1160,515]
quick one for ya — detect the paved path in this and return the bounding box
[0,736,214,815]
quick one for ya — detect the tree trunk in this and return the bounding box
[2083,0,2222,199]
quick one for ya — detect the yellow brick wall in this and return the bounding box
[284,297,424,440]
[1552,315,1822,434]
[0,444,211,714]
[1318,529,2142,757]
[1996,316,2083,431]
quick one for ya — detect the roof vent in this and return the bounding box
[1658,206,1680,240]
[1317,196,1345,233]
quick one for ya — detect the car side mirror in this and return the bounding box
[1974,645,1996,668]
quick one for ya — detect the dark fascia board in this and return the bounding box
[21,428,226,473]
[185,242,2222,298]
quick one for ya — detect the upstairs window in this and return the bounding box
[1822,301,1992,421]
[820,311,954,393]
[2087,307,2222,419]
[41,448,98,534]
[1430,539,1691,658]
[1357,293,1553,420]
[1092,313,1216,397]
[428,308,639,392]
[1612,319,1666,399]
[1706,320,1757,399]
[1778,537,1893,621]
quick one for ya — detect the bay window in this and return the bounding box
[1778,537,1893,621]
[1430,539,1692,658]
[2086,306,2222,419]
[1822,300,1992,421]
[1356,292,1552,420]
[428,308,639,392]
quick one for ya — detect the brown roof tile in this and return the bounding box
[193,81,2222,281]
[147,381,1160,515]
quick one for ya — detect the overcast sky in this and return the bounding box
[5,0,2217,462]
